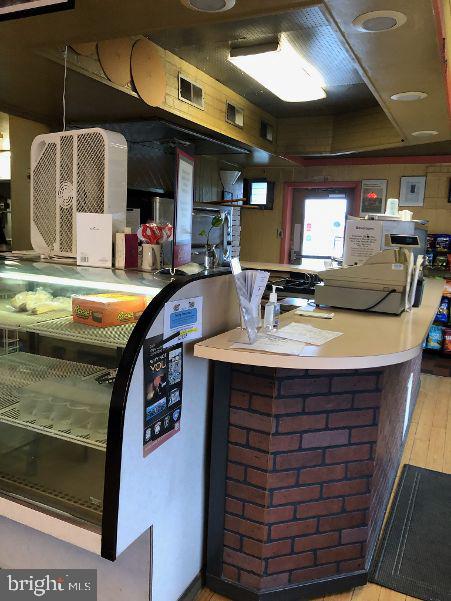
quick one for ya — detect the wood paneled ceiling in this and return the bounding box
[0,0,448,157]
[148,5,378,117]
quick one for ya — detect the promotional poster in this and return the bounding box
[143,335,183,457]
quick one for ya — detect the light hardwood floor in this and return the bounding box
[198,374,451,601]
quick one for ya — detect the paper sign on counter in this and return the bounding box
[273,322,343,346]
[232,334,305,356]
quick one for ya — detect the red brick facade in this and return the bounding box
[220,365,387,591]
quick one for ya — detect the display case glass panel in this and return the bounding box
[0,260,166,527]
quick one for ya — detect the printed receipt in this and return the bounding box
[272,322,343,346]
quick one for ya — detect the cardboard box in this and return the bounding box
[72,293,147,328]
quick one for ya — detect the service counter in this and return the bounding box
[194,278,444,601]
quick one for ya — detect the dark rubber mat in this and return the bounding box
[370,464,451,601]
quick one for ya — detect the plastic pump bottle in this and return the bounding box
[264,285,281,331]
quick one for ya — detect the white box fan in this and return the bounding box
[31,127,127,257]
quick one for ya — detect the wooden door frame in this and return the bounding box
[280,181,362,263]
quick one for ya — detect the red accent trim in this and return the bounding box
[432,0,451,118]
[286,155,451,167]
[280,181,361,263]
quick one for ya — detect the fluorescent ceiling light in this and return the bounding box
[411,130,439,137]
[228,36,326,103]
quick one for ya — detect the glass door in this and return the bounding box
[301,196,347,260]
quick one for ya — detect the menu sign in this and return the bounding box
[143,335,183,457]
[0,0,74,20]
[173,149,194,268]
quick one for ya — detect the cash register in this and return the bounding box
[314,234,423,314]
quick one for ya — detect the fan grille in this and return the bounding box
[76,132,106,214]
[32,143,57,252]
[58,135,74,254]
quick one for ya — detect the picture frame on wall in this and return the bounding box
[0,0,74,21]
[360,179,387,216]
[399,176,426,207]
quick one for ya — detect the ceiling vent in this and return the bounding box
[178,74,204,110]
[226,101,244,128]
[352,11,407,32]
[260,121,274,142]
[180,0,235,12]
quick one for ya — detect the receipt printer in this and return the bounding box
[315,250,409,314]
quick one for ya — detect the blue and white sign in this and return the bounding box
[163,296,203,345]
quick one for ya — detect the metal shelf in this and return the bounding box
[0,300,133,348]
[0,353,108,451]
[0,300,71,329]
[26,317,134,349]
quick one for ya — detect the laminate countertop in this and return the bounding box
[194,278,445,370]
[240,260,325,274]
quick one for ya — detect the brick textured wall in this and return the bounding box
[366,353,422,565]
[221,365,387,592]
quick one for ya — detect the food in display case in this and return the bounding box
[72,292,147,327]
[0,260,164,528]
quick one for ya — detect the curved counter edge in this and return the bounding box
[194,278,445,371]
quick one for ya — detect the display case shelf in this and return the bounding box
[0,299,71,329]
[26,316,134,349]
[0,352,108,451]
[0,470,102,524]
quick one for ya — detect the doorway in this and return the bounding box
[281,181,361,264]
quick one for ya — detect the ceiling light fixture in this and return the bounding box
[352,10,407,32]
[391,91,428,102]
[228,36,326,102]
[180,0,235,12]
[411,130,439,137]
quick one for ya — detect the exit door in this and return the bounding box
[290,187,355,264]
[302,196,347,259]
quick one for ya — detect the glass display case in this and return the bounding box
[0,259,166,529]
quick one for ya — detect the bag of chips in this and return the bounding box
[435,297,449,324]
[426,325,444,350]
[435,234,451,253]
[443,328,451,354]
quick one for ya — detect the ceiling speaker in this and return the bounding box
[180,0,236,12]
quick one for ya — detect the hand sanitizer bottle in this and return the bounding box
[264,285,281,331]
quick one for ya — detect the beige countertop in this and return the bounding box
[241,260,324,274]
[194,278,445,370]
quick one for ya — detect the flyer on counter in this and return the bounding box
[343,219,383,266]
[163,296,203,346]
[143,335,183,458]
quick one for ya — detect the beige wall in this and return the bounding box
[10,115,49,250]
[240,161,451,262]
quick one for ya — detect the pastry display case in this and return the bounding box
[0,258,239,574]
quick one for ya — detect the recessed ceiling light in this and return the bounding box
[228,36,326,102]
[353,10,407,32]
[411,130,439,137]
[391,91,428,102]
[180,0,235,12]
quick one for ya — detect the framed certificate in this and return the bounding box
[399,176,426,206]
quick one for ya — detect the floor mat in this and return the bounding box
[370,464,451,601]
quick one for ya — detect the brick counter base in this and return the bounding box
[206,358,421,601]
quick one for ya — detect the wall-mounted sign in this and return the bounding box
[143,335,183,458]
[360,180,387,216]
[399,176,426,207]
[0,0,74,21]
[163,296,203,346]
[173,149,194,268]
